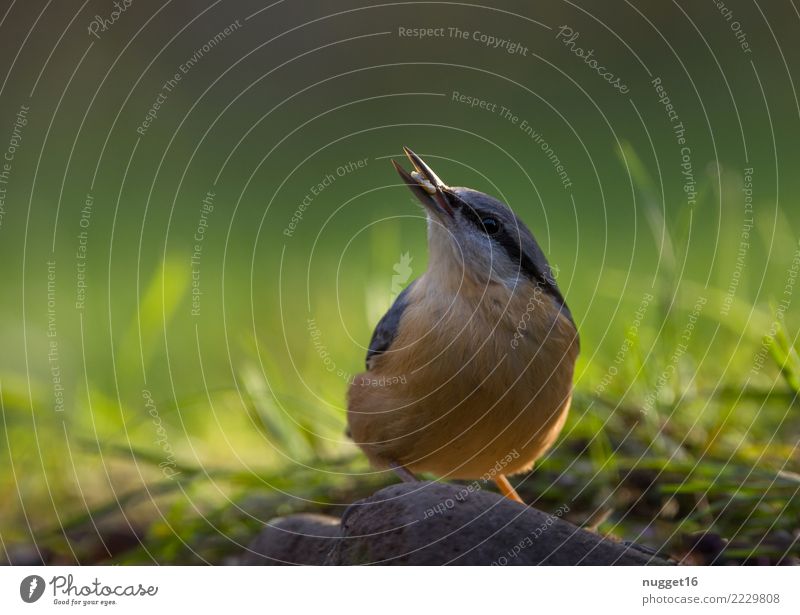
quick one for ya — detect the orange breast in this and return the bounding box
[347,274,579,480]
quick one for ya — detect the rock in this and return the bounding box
[329,482,667,565]
[2,544,51,565]
[243,482,671,565]
[241,513,340,565]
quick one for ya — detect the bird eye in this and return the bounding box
[481,216,500,235]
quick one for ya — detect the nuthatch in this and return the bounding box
[347,147,579,503]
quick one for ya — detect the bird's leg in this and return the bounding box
[494,474,525,504]
[389,462,418,483]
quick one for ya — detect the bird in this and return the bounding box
[347,147,579,504]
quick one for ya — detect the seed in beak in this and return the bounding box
[411,171,437,195]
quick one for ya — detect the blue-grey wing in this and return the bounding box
[365,280,416,369]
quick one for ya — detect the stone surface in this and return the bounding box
[243,482,671,565]
[241,513,340,565]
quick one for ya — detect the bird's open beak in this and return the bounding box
[392,146,454,218]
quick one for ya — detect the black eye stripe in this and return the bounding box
[461,205,483,227]
[450,192,539,277]
[443,191,463,211]
[459,201,499,234]
[481,217,500,234]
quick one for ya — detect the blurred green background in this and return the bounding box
[0,0,798,563]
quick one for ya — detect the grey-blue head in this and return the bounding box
[393,147,573,325]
